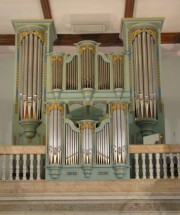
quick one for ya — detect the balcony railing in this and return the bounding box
[130,144,180,179]
[0,144,180,180]
[0,146,45,180]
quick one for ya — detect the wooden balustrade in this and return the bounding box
[0,146,45,181]
[0,144,180,180]
[129,144,180,179]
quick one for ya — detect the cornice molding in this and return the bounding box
[0,33,180,46]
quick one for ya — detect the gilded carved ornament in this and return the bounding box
[81,123,94,131]
[112,56,124,64]
[111,104,127,113]
[80,45,95,54]
[51,56,63,64]
[48,104,64,114]
[19,30,44,42]
[132,28,156,41]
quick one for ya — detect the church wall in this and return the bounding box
[0,45,179,145]
[161,53,180,144]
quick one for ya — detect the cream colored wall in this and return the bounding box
[0,45,179,145]
[0,47,15,145]
[161,53,180,144]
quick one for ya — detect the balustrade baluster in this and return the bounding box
[170,153,175,179]
[16,154,20,180]
[2,155,6,180]
[22,154,27,180]
[148,153,153,179]
[29,154,34,180]
[135,153,139,179]
[156,153,160,179]
[163,154,167,179]
[142,153,146,179]
[37,154,41,180]
[9,155,13,180]
[177,153,180,179]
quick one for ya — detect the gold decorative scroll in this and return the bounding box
[132,29,156,41]
[51,56,63,64]
[80,123,94,131]
[80,45,95,54]
[111,104,127,113]
[112,56,124,64]
[48,104,64,114]
[19,30,44,42]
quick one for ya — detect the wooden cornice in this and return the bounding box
[124,0,135,18]
[54,34,123,46]
[0,33,180,46]
[40,0,52,19]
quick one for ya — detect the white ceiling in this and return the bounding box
[0,0,180,34]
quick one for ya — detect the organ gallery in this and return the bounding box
[12,18,165,180]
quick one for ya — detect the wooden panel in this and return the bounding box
[129,144,180,154]
[0,145,45,155]
[40,0,52,19]
[0,33,180,46]
[161,32,180,44]
[124,0,135,18]
[0,34,15,45]
[54,33,123,46]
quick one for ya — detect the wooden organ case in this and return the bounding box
[12,18,165,180]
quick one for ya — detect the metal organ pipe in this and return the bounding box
[81,47,94,89]
[98,56,110,90]
[52,57,63,90]
[142,31,149,118]
[65,122,79,165]
[79,121,95,165]
[66,56,78,90]
[19,31,43,121]
[133,29,157,119]
[48,104,63,165]
[113,57,123,89]
[112,104,127,164]
[96,122,110,165]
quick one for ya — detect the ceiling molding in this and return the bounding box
[124,0,135,18]
[40,0,52,19]
[0,33,180,46]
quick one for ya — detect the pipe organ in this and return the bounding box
[12,18,165,180]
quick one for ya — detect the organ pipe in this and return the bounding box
[19,31,43,121]
[98,56,110,90]
[66,55,78,90]
[51,56,63,90]
[48,104,64,164]
[111,103,127,164]
[96,122,110,165]
[133,29,157,119]
[113,56,124,89]
[80,46,95,89]
[79,121,95,165]
[65,122,79,165]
